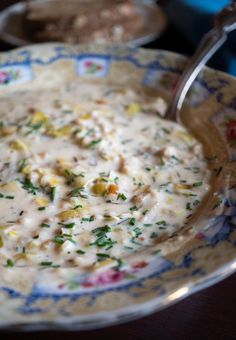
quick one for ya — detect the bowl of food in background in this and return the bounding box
[0,0,167,46]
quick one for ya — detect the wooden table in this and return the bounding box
[0,1,236,339]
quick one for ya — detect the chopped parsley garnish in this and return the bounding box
[133,227,142,238]
[58,222,75,229]
[40,261,52,266]
[145,167,152,172]
[129,217,136,226]
[114,177,119,184]
[193,181,203,187]
[193,199,200,206]
[96,253,110,259]
[6,259,14,267]
[92,237,116,249]
[186,200,200,211]
[116,258,123,270]
[91,225,116,249]
[156,220,167,226]
[19,178,40,195]
[41,223,51,228]
[54,234,76,245]
[130,205,138,211]
[81,215,95,222]
[74,204,83,209]
[26,121,44,134]
[150,232,158,239]
[171,155,181,163]
[17,158,28,172]
[89,139,102,148]
[76,249,86,255]
[69,187,85,197]
[142,209,149,215]
[64,169,77,185]
[38,207,46,211]
[0,193,4,198]
[92,225,111,237]
[117,193,127,201]
[40,261,60,268]
[50,186,56,202]
[131,237,142,245]
[5,196,14,199]
[186,202,192,210]
[144,224,152,227]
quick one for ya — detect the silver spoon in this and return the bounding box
[166,2,236,122]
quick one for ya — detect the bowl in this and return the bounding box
[0,43,235,331]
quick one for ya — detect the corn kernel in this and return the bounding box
[92,182,107,195]
[126,103,141,116]
[31,111,48,125]
[10,140,28,151]
[1,181,19,192]
[57,208,82,220]
[35,197,49,207]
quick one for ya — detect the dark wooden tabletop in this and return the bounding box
[0,1,236,339]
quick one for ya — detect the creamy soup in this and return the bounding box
[0,81,210,270]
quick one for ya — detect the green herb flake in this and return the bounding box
[89,139,102,148]
[58,222,75,229]
[129,217,136,226]
[40,261,53,266]
[96,253,110,259]
[133,227,142,238]
[81,215,95,222]
[64,169,77,185]
[92,225,111,237]
[6,259,14,267]
[17,158,28,172]
[150,232,158,239]
[41,223,51,228]
[69,187,84,197]
[50,186,56,202]
[130,205,138,211]
[53,234,76,245]
[186,202,192,211]
[38,207,46,211]
[19,178,40,195]
[117,193,127,201]
[156,220,167,226]
[193,181,203,187]
[76,249,86,255]
[91,237,116,249]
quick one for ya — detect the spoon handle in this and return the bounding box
[166,3,236,122]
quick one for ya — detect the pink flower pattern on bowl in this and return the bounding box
[0,69,20,84]
[82,269,126,288]
[84,60,103,75]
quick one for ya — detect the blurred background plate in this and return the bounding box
[0,0,167,47]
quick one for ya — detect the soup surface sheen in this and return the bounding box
[0,81,210,270]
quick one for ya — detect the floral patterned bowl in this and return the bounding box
[0,43,236,331]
